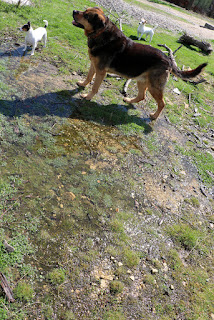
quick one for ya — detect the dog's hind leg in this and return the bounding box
[149,87,165,120]
[43,34,47,47]
[77,62,95,87]
[148,69,169,119]
[124,81,147,104]
[149,31,154,43]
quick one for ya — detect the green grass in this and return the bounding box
[167,223,203,250]
[14,281,34,301]
[47,268,66,285]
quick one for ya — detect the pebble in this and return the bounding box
[130,276,135,281]
[173,88,181,95]
[180,170,186,176]
[118,262,123,267]
[151,268,158,274]
[100,279,108,288]
[162,262,169,272]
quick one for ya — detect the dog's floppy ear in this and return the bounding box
[94,7,104,14]
[93,13,105,29]
[28,21,31,27]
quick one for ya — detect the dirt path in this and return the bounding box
[98,0,214,39]
[137,0,214,39]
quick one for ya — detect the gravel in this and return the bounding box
[96,0,184,32]
[96,0,214,39]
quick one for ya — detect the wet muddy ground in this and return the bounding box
[0,35,214,319]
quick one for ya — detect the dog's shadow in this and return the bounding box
[129,35,148,42]
[0,87,153,134]
[129,35,140,41]
[0,42,43,58]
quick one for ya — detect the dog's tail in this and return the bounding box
[43,20,48,28]
[171,62,207,80]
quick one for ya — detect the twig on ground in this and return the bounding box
[0,273,15,303]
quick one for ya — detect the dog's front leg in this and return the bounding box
[77,63,95,87]
[31,44,36,56]
[81,69,106,100]
[23,40,27,52]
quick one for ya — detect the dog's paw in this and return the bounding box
[123,97,132,104]
[149,112,158,120]
[77,81,86,87]
[81,93,92,100]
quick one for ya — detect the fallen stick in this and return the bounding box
[0,272,15,302]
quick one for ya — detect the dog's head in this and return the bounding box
[139,19,147,26]
[72,7,106,35]
[20,21,31,32]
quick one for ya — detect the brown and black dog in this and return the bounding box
[72,7,207,120]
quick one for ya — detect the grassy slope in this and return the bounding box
[0,0,214,319]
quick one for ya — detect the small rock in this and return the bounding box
[151,268,158,274]
[127,269,132,274]
[104,275,114,281]
[134,200,139,208]
[170,284,174,290]
[130,276,135,281]
[118,262,123,267]
[152,307,156,313]
[179,170,186,177]
[100,279,108,288]
[162,174,168,183]
[162,262,169,272]
[173,88,181,95]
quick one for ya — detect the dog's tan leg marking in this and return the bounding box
[123,81,147,104]
[77,63,95,87]
[148,87,165,120]
[81,69,106,100]
[148,70,169,120]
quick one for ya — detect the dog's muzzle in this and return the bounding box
[72,10,84,29]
